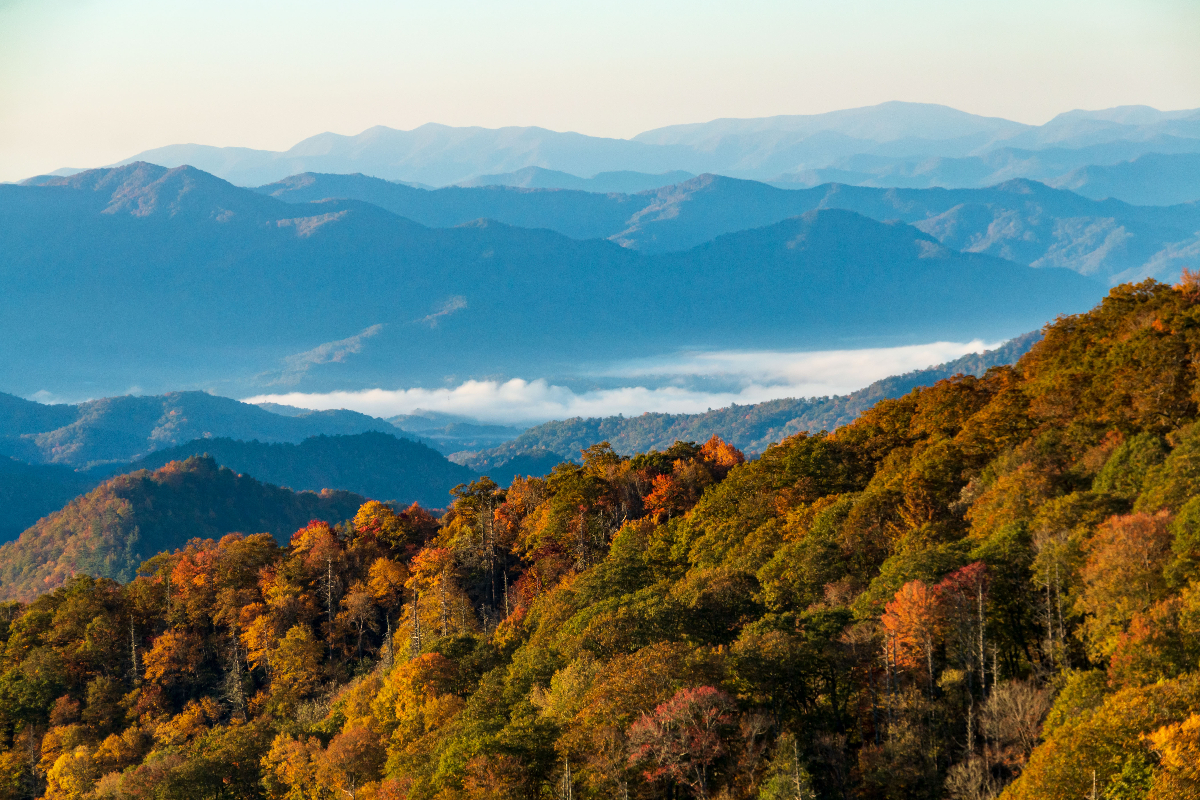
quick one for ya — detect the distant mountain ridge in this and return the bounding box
[455,166,695,193]
[0,428,476,542]
[0,457,96,543]
[119,431,473,509]
[0,390,399,468]
[0,163,1100,398]
[104,102,1200,203]
[257,171,1200,284]
[458,331,1042,474]
[1051,152,1200,206]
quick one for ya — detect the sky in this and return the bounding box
[2,0,1199,182]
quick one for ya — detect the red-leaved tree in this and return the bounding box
[628,686,735,799]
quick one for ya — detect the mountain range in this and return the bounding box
[257,171,1200,284]
[105,102,1200,204]
[0,388,484,538]
[0,391,472,539]
[0,390,398,467]
[0,163,1100,398]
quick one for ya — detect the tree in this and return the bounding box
[629,686,736,799]
[317,725,384,800]
[1076,511,1173,659]
[337,583,377,659]
[268,625,322,716]
[937,562,990,693]
[1147,712,1200,800]
[881,580,943,693]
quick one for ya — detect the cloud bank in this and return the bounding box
[244,340,1001,425]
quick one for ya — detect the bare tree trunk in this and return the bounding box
[439,569,449,637]
[966,699,975,756]
[977,581,986,695]
[383,615,394,670]
[560,756,573,800]
[321,555,336,658]
[226,634,248,722]
[1043,578,1054,671]
[129,618,140,684]
[503,570,510,618]
[410,591,422,657]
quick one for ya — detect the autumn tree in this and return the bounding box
[1076,511,1173,659]
[629,686,736,799]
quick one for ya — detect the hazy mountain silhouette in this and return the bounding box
[256,172,644,240]
[0,163,1103,398]
[258,171,1200,283]
[770,140,1200,205]
[385,411,526,453]
[111,102,1200,189]
[1051,152,1200,205]
[121,124,703,187]
[0,457,97,543]
[0,390,399,468]
[455,166,695,192]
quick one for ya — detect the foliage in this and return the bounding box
[5,283,1200,798]
[0,457,364,602]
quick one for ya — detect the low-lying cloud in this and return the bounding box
[601,340,1001,388]
[243,339,1002,425]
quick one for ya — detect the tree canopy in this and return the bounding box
[2,280,1200,798]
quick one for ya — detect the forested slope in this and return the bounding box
[124,432,473,508]
[3,282,1200,798]
[0,456,364,601]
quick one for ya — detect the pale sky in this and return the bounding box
[1,0,1198,182]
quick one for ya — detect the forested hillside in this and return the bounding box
[464,331,1041,472]
[0,456,364,602]
[2,281,1200,798]
[123,433,473,508]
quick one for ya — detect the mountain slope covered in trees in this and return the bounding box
[0,456,364,601]
[1,281,1200,798]
[123,432,473,509]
